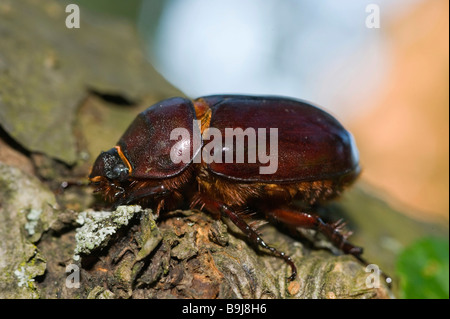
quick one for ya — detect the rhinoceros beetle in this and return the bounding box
[89,95,363,281]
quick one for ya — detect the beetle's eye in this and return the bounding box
[106,164,128,180]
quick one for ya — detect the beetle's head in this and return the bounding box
[89,147,130,201]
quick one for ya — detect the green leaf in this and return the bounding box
[396,237,449,299]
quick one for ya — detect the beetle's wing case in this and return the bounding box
[117,97,201,179]
[204,95,360,183]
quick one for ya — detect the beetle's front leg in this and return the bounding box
[113,184,168,209]
[110,182,126,199]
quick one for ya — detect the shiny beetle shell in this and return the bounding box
[203,95,359,182]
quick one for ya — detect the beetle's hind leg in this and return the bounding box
[194,196,297,281]
[265,206,363,260]
[265,206,397,286]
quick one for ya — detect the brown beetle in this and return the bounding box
[89,95,362,281]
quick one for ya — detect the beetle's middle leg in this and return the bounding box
[194,195,297,281]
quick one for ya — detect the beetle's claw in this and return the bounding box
[287,269,297,282]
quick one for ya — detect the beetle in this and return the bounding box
[89,95,363,281]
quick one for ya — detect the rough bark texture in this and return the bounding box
[0,0,445,299]
[0,161,395,299]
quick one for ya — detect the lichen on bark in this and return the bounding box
[62,206,392,299]
[0,163,58,298]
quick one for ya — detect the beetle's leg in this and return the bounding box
[266,207,363,258]
[113,184,168,209]
[266,207,395,286]
[197,196,297,281]
[111,182,126,199]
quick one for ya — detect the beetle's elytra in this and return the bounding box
[89,95,362,281]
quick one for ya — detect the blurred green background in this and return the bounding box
[397,237,448,299]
